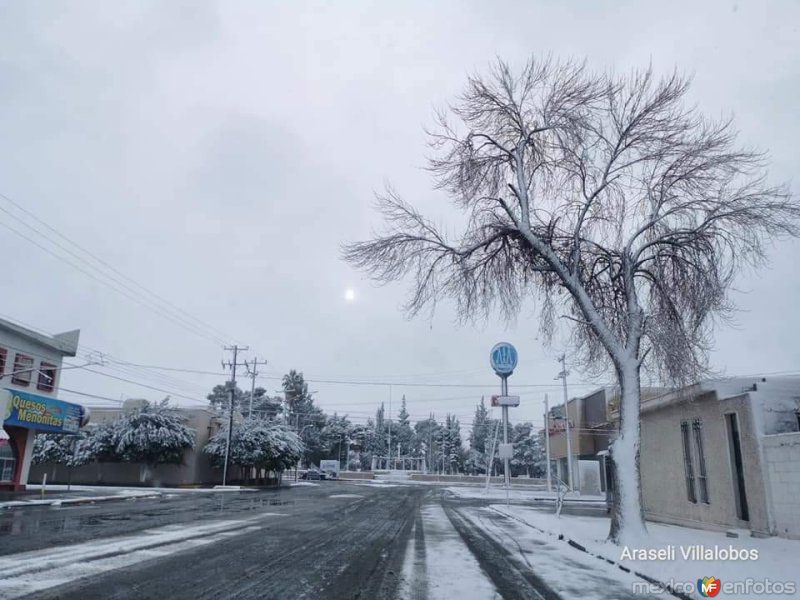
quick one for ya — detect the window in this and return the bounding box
[681,420,696,503]
[11,353,34,386]
[0,348,6,379]
[37,362,57,392]
[0,437,16,482]
[693,419,709,504]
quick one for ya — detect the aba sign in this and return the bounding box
[490,342,518,376]
[3,389,83,434]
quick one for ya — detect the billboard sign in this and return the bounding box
[2,389,83,434]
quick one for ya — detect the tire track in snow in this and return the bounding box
[0,514,284,599]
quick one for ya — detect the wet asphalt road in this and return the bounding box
[1,482,423,599]
[0,483,633,600]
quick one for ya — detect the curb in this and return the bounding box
[0,492,164,510]
[489,506,694,600]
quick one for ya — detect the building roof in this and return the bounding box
[0,318,80,357]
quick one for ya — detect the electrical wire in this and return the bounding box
[0,193,241,346]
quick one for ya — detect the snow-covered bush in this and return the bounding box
[112,399,195,467]
[204,419,303,473]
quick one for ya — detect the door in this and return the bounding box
[725,413,749,522]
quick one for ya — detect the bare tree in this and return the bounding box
[343,57,799,543]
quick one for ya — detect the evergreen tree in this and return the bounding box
[469,397,492,454]
[243,387,283,420]
[447,414,464,473]
[395,396,414,456]
[322,413,353,466]
[282,370,315,424]
[413,414,439,471]
[511,422,546,477]
[207,382,245,412]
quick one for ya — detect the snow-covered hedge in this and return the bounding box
[204,419,303,472]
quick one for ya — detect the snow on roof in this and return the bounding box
[0,317,80,357]
[640,375,800,435]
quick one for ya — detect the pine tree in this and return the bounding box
[469,397,492,454]
[447,415,464,473]
[511,422,545,477]
[395,396,414,457]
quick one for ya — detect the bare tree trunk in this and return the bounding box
[608,362,647,543]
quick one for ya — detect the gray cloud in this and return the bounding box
[0,0,797,429]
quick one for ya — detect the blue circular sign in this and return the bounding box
[490,342,518,376]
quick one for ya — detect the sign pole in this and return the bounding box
[501,374,510,507]
[489,341,518,509]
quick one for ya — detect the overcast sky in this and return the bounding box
[1,1,798,430]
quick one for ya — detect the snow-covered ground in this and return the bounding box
[1,484,256,510]
[26,484,255,494]
[457,505,668,599]
[0,512,285,599]
[490,505,800,599]
[445,486,607,505]
[1,488,162,510]
[398,503,501,600]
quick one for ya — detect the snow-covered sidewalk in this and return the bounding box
[446,485,607,506]
[490,505,800,599]
[456,505,667,599]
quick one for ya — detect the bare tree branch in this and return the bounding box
[342,57,799,543]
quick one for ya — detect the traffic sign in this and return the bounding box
[490,342,518,376]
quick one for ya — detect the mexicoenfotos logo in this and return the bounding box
[698,576,722,597]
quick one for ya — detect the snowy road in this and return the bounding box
[0,483,661,599]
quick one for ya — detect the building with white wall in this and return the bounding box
[0,317,86,491]
[632,377,800,539]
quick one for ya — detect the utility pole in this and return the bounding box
[556,355,575,492]
[222,345,248,486]
[428,413,434,475]
[244,357,269,418]
[387,384,392,470]
[544,394,552,493]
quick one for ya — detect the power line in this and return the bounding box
[98,361,610,389]
[0,193,240,346]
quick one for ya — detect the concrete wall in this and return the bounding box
[29,402,224,487]
[640,391,772,535]
[761,432,800,539]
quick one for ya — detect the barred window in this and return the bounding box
[681,421,696,503]
[693,419,709,504]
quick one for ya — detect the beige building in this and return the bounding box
[546,388,614,489]
[631,377,800,539]
[29,399,225,487]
